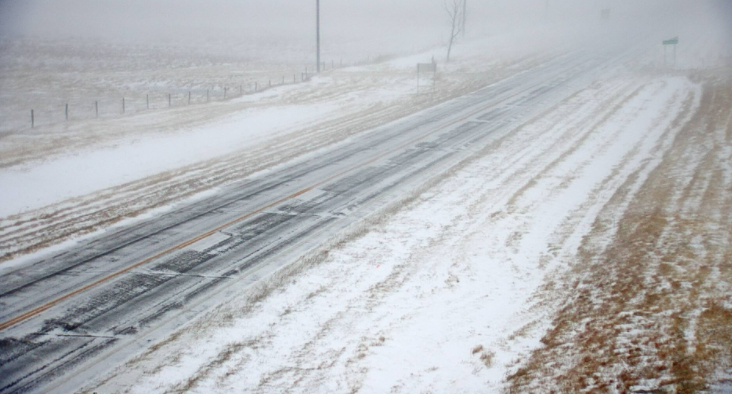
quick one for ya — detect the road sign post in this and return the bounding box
[663,37,679,68]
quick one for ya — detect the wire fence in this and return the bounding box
[16,59,365,132]
[24,71,317,130]
[3,50,431,134]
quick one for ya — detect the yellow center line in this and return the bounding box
[0,88,527,333]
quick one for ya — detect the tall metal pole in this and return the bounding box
[316,0,321,73]
[462,0,466,37]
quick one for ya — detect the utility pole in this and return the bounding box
[462,0,467,38]
[316,0,321,73]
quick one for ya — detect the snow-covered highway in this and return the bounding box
[2,0,731,392]
[0,50,610,393]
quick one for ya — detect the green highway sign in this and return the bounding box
[663,37,679,45]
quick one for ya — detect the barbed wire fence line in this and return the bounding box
[24,71,315,131]
[2,41,446,136]
[15,58,365,133]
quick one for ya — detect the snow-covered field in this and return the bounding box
[0,39,300,133]
[0,35,432,134]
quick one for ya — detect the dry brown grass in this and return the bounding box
[472,345,495,368]
[507,68,732,393]
[175,339,257,393]
[481,351,496,368]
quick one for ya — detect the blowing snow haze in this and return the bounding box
[0,0,730,62]
[2,1,732,393]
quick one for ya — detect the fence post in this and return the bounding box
[95,101,98,118]
[224,87,227,98]
[240,84,243,95]
[31,109,34,128]
[168,93,171,107]
[122,98,125,114]
[147,94,149,110]
[188,91,191,105]
[207,89,210,103]
[65,103,69,121]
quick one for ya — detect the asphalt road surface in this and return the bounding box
[0,50,617,393]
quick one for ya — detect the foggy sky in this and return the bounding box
[1,0,730,54]
[0,0,541,42]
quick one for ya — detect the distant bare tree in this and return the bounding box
[444,0,465,63]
